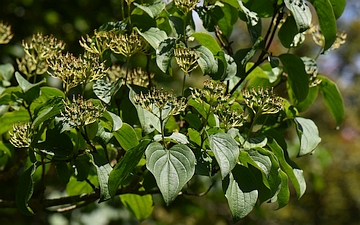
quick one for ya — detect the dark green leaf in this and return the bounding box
[33,97,64,129]
[145,142,196,205]
[278,15,299,48]
[296,85,319,112]
[74,154,91,181]
[329,0,346,19]
[241,0,275,17]
[273,170,290,209]
[56,162,71,184]
[310,0,337,51]
[294,117,321,156]
[16,164,36,215]
[223,164,258,221]
[35,128,73,159]
[267,139,306,198]
[108,140,150,197]
[279,54,309,103]
[120,194,154,220]
[318,75,344,126]
[209,133,239,179]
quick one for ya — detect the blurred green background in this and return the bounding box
[1,0,360,224]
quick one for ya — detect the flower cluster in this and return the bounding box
[9,122,33,148]
[302,57,322,87]
[79,30,111,56]
[309,24,347,51]
[17,32,65,77]
[47,52,107,92]
[134,88,186,118]
[61,95,105,128]
[0,22,13,44]
[174,0,201,14]
[242,87,283,115]
[191,80,229,107]
[108,30,147,57]
[107,65,154,87]
[174,47,201,74]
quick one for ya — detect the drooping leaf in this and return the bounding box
[16,164,36,216]
[109,140,150,197]
[271,170,290,209]
[145,142,196,205]
[238,0,260,25]
[278,15,299,48]
[113,123,139,151]
[284,0,312,32]
[267,139,306,198]
[318,75,344,126]
[103,110,122,132]
[223,165,258,222]
[294,117,322,156]
[209,133,239,179]
[120,194,154,221]
[328,0,346,19]
[279,54,309,103]
[310,0,337,51]
[195,45,217,75]
[134,0,165,18]
[87,152,113,202]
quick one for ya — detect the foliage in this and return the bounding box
[0,0,346,222]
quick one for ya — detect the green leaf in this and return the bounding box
[209,133,239,179]
[103,111,122,132]
[74,154,91,181]
[134,0,165,18]
[88,152,112,202]
[318,75,344,126]
[0,63,14,83]
[120,194,154,220]
[35,128,73,159]
[223,165,258,221]
[267,139,306,198]
[109,140,150,197]
[136,27,168,50]
[284,0,312,32]
[241,0,276,17]
[191,32,222,55]
[195,45,217,75]
[156,38,176,73]
[154,132,189,144]
[93,79,122,104]
[145,142,196,205]
[238,0,260,25]
[273,170,290,209]
[329,0,346,19]
[113,123,139,151]
[15,72,46,93]
[217,3,238,37]
[33,97,64,129]
[296,85,319,113]
[16,164,36,215]
[294,117,321,156]
[278,15,299,48]
[279,54,309,103]
[56,162,71,184]
[66,173,98,196]
[0,109,30,135]
[310,0,337,51]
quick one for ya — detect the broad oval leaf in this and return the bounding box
[278,15,299,48]
[120,194,154,221]
[294,117,321,156]
[329,0,346,19]
[113,123,139,151]
[318,75,344,126]
[310,0,337,51]
[16,164,36,215]
[209,133,239,179]
[145,142,196,205]
[191,32,222,55]
[279,54,309,103]
[284,0,312,32]
[195,45,217,75]
[223,165,258,221]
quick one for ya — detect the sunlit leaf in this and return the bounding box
[209,132,239,179]
[145,142,196,205]
[15,72,45,93]
[134,0,165,18]
[113,123,139,151]
[284,0,312,32]
[136,27,168,50]
[294,117,321,156]
[120,194,154,220]
[156,38,176,73]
